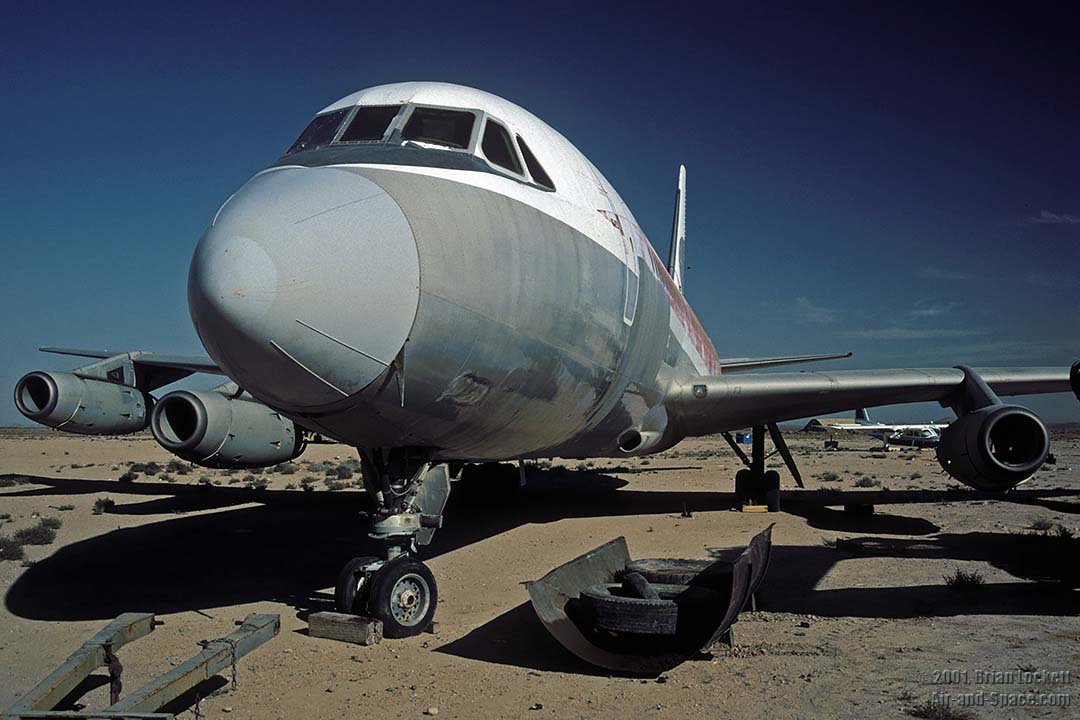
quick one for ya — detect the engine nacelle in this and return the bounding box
[150,389,304,468]
[935,404,1049,491]
[14,371,151,435]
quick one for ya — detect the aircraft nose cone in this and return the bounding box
[189,167,419,410]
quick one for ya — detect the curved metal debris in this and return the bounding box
[526,524,775,674]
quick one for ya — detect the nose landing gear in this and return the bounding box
[334,450,450,638]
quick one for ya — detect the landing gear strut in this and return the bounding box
[335,448,450,637]
[723,424,803,512]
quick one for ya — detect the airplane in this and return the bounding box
[12,82,1080,638]
[807,407,950,448]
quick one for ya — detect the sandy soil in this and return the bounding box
[1,428,1078,719]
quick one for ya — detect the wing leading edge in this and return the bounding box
[666,365,1076,437]
[40,347,223,375]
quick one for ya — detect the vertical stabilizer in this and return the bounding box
[668,165,686,292]
[855,407,871,422]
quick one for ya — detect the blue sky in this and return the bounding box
[1,1,1077,425]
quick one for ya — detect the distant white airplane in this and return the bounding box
[13,82,1080,636]
[811,408,950,448]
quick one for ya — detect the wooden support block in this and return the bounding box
[309,612,383,646]
[741,505,769,513]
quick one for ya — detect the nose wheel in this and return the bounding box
[333,450,450,638]
[336,555,438,638]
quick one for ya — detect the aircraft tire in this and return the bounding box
[335,555,380,614]
[580,583,719,635]
[367,556,438,638]
[624,558,733,588]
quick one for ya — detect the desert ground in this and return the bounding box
[1,427,1078,719]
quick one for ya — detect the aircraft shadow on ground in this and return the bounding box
[438,532,1080,673]
[5,473,1079,632]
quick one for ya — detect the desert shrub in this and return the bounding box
[274,462,298,475]
[307,462,332,473]
[118,471,137,483]
[639,459,650,465]
[574,462,588,471]
[909,472,923,480]
[52,504,75,512]
[285,482,297,490]
[166,459,186,473]
[246,476,269,490]
[536,459,552,470]
[39,516,63,530]
[943,567,985,590]
[1054,524,1075,540]
[906,701,976,719]
[227,475,242,485]
[129,461,161,476]
[0,513,11,522]
[332,464,354,480]
[854,477,880,488]
[159,473,175,483]
[324,478,347,491]
[93,497,116,514]
[300,476,317,492]
[1030,518,1054,532]
[0,476,25,488]
[198,476,214,486]
[820,471,840,482]
[14,522,57,546]
[0,535,26,562]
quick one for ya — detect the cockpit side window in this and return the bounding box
[339,105,402,143]
[286,108,349,154]
[516,135,556,191]
[481,119,523,175]
[402,107,475,149]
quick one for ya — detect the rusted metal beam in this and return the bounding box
[7,713,171,719]
[106,614,278,714]
[4,613,156,715]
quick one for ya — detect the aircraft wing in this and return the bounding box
[716,351,852,372]
[40,346,224,375]
[666,365,1076,437]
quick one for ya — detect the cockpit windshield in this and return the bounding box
[339,105,402,143]
[402,107,475,149]
[286,108,349,154]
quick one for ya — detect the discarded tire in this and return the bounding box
[624,558,733,588]
[580,583,719,635]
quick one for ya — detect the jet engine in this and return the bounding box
[14,371,151,435]
[150,389,304,468]
[935,404,1049,491]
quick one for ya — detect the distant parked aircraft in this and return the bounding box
[809,408,950,448]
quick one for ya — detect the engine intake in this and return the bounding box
[14,371,151,435]
[935,404,1048,491]
[151,389,304,468]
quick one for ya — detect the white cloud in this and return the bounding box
[1025,271,1080,289]
[919,266,973,281]
[841,327,986,340]
[907,300,958,318]
[793,296,840,325]
[1027,209,1080,225]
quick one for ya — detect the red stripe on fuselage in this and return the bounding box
[644,243,722,375]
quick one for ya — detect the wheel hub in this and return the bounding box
[391,574,429,625]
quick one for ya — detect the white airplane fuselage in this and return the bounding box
[188,83,719,461]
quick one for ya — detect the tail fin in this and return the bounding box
[855,407,871,422]
[668,165,686,292]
